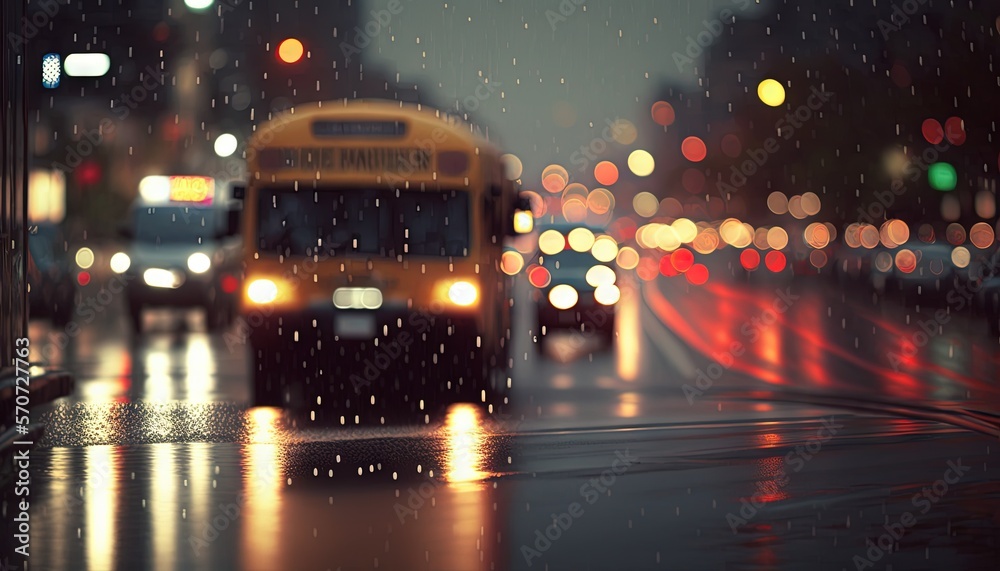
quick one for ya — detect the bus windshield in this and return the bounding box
[257,187,470,258]
[134,206,218,245]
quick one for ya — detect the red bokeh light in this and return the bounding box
[651,101,675,127]
[659,255,679,277]
[594,161,619,186]
[764,251,787,273]
[921,119,943,145]
[944,116,966,146]
[77,271,91,286]
[670,248,695,272]
[528,265,552,288]
[681,137,707,162]
[740,249,761,270]
[685,264,709,285]
[221,274,239,294]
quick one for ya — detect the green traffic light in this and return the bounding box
[928,162,956,191]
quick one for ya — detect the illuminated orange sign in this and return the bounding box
[169,176,214,203]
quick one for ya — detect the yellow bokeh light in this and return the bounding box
[501,251,524,275]
[610,119,638,145]
[538,229,565,255]
[766,226,789,250]
[758,79,786,107]
[671,218,698,244]
[627,149,655,177]
[951,246,970,268]
[591,235,619,262]
[655,224,681,251]
[513,211,533,234]
[501,154,523,180]
[586,265,617,287]
[75,247,95,269]
[800,192,821,216]
[616,247,639,270]
[767,191,789,215]
[633,192,659,218]
[568,227,596,252]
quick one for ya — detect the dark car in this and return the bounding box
[27,223,76,326]
[532,224,618,353]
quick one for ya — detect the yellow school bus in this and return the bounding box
[236,100,525,415]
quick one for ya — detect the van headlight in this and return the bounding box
[447,281,478,306]
[187,252,211,274]
[109,252,130,274]
[247,279,278,304]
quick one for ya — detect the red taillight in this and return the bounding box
[77,271,91,286]
[221,274,239,294]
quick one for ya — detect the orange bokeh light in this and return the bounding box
[277,38,304,63]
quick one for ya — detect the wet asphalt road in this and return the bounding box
[4,262,1000,570]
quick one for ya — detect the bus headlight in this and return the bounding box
[447,281,478,306]
[110,252,130,274]
[187,252,211,274]
[548,284,578,310]
[247,279,278,304]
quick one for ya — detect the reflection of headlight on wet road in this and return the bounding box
[187,252,211,274]
[143,268,182,289]
[110,252,130,273]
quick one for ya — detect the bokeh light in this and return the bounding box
[651,101,675,126]
[800,192,821,216]
[757,79,786,107]
[921,118,944,144]
[568,227,596,252]
[670,248,695,272]
[740,249,761,270]
[767,191,788,215]
[277,38,304,63]
[627,150,655,177]
[944,116,966,145]
[681,137,707,162]
[592,235,619,262]
[894,249,916,274]
[766,227,788,250]
[969,222,995,249]
[501,154,523,180]
[538,229,565,255]
[501,251,524,275]
[951,246,970,268]
[764,251,787,272]
[686,264,709,285]
[528,265,552,288]
[945,223,966,245]
[928,162,957,191]
[594,161,619,186]
[616,247,639,270]
[633,192,659,217]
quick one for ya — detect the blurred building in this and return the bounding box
[653,0,1000,230]
[25,0,440,238]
